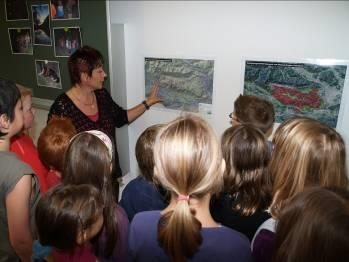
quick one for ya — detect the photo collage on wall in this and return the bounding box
[4,0,82,89]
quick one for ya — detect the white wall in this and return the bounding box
[109,24,131,174]
[108,1,349,176]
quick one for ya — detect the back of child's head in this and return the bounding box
[37,117,77,172]
[0,79,21,137]
[63,130,113,191]
[270,117,348,218]
[135,124,164,182]
[154,115,225,261]
[62,130,117,257]
[221,124,271,215]
[274,187,349,262]
[35,184,104,250]
[233,95,275,134]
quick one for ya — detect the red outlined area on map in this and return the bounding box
[271,84,321,113]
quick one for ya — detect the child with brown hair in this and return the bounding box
[62,130,129,261]
[35,184,104,261]
[120,124,168,221]
[273,187,349,262]
[211,124,271,241]
[10,84,48,193]
[0,79,41,261]
[252,117,348,262]
[230,95,275,135]
[129,115,252,262]
[37,116,77,189]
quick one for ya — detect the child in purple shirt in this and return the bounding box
[128,116,252,262]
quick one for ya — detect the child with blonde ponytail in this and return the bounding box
[128,115,252,262]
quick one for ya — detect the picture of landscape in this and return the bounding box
[32,4,52,45]
[243,60,347,128]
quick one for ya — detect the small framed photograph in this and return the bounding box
[50,0,80,20]
[35,60,62,89]
[53,27,82,57]
[5,0,29,21]
[8,28,33,55]
[32,4,52,46]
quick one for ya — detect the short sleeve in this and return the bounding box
[1,158,34,195]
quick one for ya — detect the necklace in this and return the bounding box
[72,89,96,108]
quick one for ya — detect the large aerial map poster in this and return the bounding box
[145,57,214,114]
[243,60,347,128]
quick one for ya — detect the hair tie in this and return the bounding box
[85,130,113,160]
[177,194,190,201]
[70,130,113,161]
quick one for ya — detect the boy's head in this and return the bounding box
[232,95,275,134]
[16,84,35,130]
[135,124,164,182]
[37,117,77,172]
[35,184,104,250]
[0,79,22,138]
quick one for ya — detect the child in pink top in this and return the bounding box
[63,131,129,261]
[35,184,104,262]
[10,84,48,193]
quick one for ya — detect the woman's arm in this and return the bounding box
[127,82,162,123]
[6,175,33,262]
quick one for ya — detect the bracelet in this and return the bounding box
[142,100,150,110]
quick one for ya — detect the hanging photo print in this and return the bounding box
[5,0,29,21]
[35,60,62,89]
[53,27,82,57]
[8,28,33,55]
[50,0,80,20]
[32,4,52,46]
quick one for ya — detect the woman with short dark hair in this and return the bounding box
[48,46,161,197]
